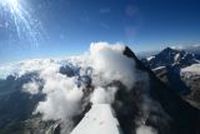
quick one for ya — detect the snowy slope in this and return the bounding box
[181,64,200,75]
[70,104,122,134]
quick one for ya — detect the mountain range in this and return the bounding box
[142,46,200,109]
[0,43,199,134]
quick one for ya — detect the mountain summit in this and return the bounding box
[72,45,200,134]
[144,47,200,69]
[112,46,200,134]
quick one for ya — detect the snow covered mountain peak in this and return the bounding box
[145,47,200,69]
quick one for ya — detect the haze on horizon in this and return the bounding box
[0,0,200,64]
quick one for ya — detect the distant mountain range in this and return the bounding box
[137,44,200,58]
[143,47,200,68]
[142,46,200,109]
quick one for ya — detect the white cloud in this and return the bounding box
[0,58,58,79]
[89,42,136,90]
[22,80,40,94]
[34,64,83,122]
[0,42,138,121]
[90,86,118,104]
[170,45,184,50]
[0,42,153,134]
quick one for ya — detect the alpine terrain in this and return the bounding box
[0,43,199,134]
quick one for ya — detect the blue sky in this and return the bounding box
[0,0,200,63]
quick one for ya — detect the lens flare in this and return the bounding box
[6,0,19,9]
[0,0,44,46]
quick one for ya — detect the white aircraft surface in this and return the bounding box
[70,104,122,134]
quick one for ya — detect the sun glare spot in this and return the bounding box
[0,0,19,9]
[8,0,19,9]
[0,0,44,47]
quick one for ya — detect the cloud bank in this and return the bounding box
[0,42,136,118]
[0,42,159,134]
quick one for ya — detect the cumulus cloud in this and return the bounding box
[0,58,58,79]
[32,62,84,122]
[23,80,40,94]
[0,42,146,133]
[90,86,118,104]
[88,42,136,90]
[0,42,138,118]
[35,81,83,121]
[31,41,137,124]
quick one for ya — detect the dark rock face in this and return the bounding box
[142,47,200,109]
[152,65,190,95]
[111,46,200,134]
[59,65,79,77]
